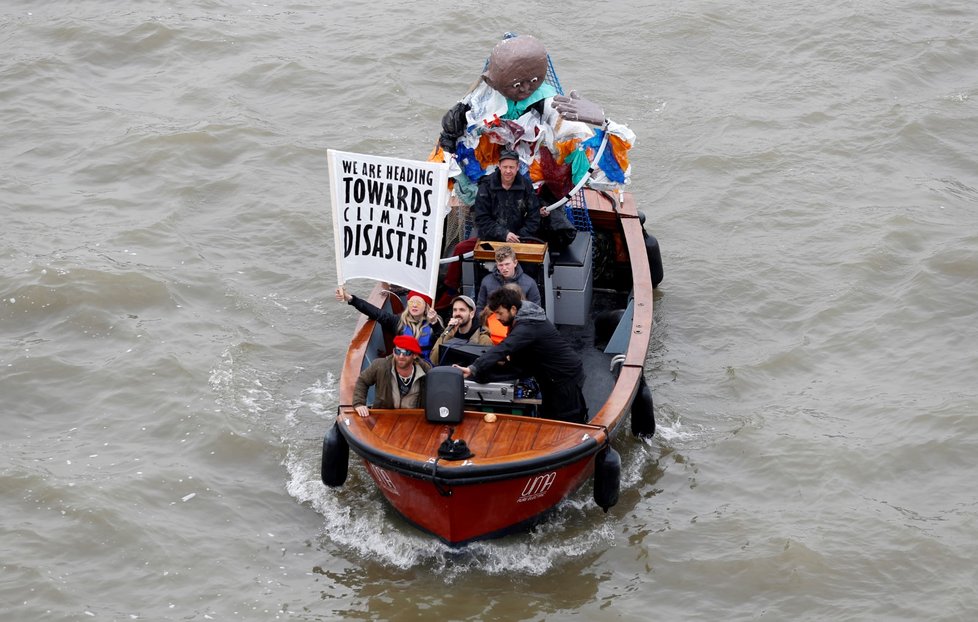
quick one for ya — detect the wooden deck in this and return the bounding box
[340,407,605,465]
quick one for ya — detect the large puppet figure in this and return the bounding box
[437,35,635,207]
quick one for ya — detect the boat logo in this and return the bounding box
[369,464,399,496]
[518,472,557,503]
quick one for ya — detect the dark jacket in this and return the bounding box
[476,263,541,310]
[468,301,587,422]
[353,355,430,409]
[348,295,443,363]
[472,170,541,242]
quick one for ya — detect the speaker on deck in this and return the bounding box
[425,366,465,424]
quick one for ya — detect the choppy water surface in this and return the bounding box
[2,1,977,620]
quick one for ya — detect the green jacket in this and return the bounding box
[353,355,430,409]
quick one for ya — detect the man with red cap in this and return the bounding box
[351,334,430,417]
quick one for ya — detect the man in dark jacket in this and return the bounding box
[455,287,587,423]
[473,149,541,244]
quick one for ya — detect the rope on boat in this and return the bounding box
[428,457,453,496]
[439,250,475,266]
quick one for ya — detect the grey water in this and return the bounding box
[2,1,977,620]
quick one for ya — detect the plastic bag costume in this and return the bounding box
[437,35,636,207]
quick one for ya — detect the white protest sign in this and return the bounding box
[327,150,449,297]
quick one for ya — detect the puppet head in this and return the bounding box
[482,35,549,102]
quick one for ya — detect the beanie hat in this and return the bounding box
[406,291,433,307]
[392,334,421,355]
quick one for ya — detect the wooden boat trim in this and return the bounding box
[347,428,601,485]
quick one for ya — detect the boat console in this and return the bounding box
[436,343,542,413]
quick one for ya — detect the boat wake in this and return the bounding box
[278,373,641,578]
[211,345,671,578]
[285,422,619,579]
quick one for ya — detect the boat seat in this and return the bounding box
[549,229,590,267]
[549,230,593,326]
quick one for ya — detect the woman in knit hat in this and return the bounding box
[335,286,444,363]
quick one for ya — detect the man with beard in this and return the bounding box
[455,286,587,423]
[429,295,492,365]
[352,335,430,417]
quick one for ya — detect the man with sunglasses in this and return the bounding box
[352,335,430,418]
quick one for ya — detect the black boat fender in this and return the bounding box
[637,211,664,288]
[321,422,349,487]
[593,445,621,512]
[594,308,625,350]
[631,374,655,438]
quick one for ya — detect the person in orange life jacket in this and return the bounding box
[429,295,493,365]
[476,245,540,311]
[456,286,587,424]
[352,335,430,417]
[335,286,444,363]
[485,282,523,345]
[472,149,541,245]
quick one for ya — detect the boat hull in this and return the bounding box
[361,452,596,544]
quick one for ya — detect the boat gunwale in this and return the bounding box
[336,415,608,486]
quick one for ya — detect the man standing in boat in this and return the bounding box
[455,287,587,424]
[472,148,540,244]
[352,335,430,417]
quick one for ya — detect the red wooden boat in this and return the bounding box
[322,188,660,545]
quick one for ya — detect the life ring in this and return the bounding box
[321,423,349,487]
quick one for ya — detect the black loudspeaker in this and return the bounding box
[425,366,464,424]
